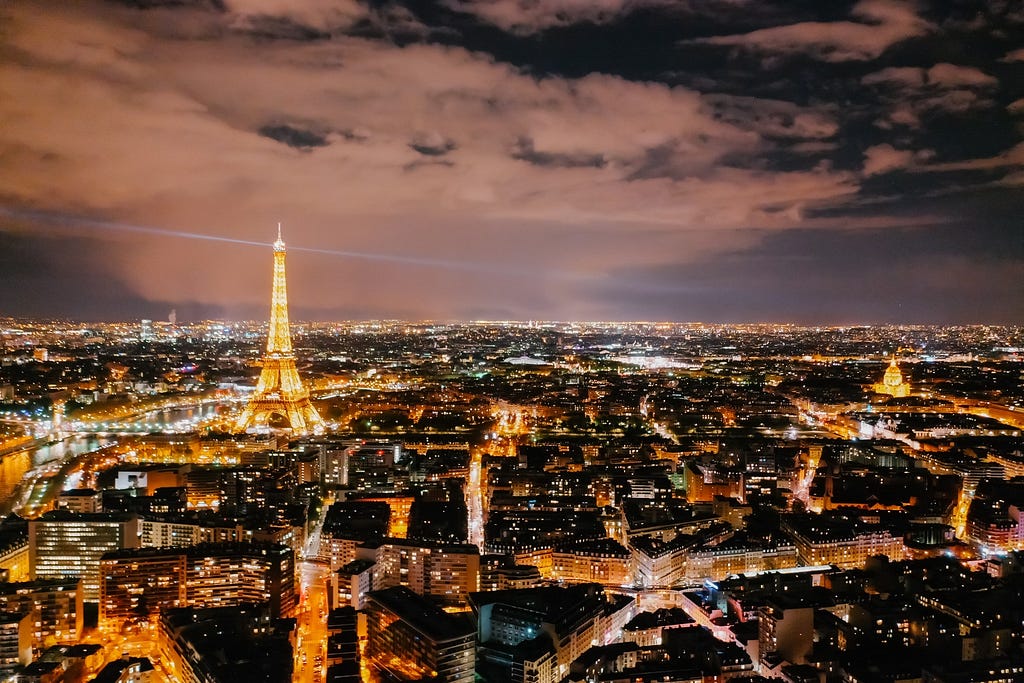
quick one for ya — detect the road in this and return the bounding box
[295,560,331,683]
[295,498,333,683]
[467,448,484,548]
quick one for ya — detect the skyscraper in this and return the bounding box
[235,225,323,435]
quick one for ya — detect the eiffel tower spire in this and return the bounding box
[235,226,323,434]
[267,223,292,356]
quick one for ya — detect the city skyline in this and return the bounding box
[1,1,1023,324]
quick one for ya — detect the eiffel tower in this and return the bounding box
[235,225,324,435]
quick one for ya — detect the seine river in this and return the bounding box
[0,400,232,512]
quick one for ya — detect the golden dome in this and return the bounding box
[873,356,910,397]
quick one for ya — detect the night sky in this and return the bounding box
[1,0,1022,323]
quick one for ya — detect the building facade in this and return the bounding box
[0,578,83,648]
[365,586,475,683]
[29,513,141,601]
[99,543,296,631]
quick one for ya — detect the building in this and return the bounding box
[137,514,297,554]
[318,501,391,570]
[365,586,475,683]
[480,556,543,592]
[0,534,29,583]
[0,612,31,674]
[332,559,377,610]
[25,644,104,681]
[29,512,141,601]
[0,578,83,648]
[234,226,323,435]
[55,489,103,513]
[352,495,413,538]
[368,538,480,606]
[92,656,155,683]
[551,538,632,586]
[631,535,694,589]
[872,357,911,398]
[621,608,696,647]
[471,584,634,679]
[781,515,905,569]
[684,534,798,582]
[100,552,187,632]
[159,604,294,683]
[758,596,815,670]
[683,461,744,503]
[99,543,296,631]
[325,607,360,683]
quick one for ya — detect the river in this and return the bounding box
[0,435,114,514]
[0,399,234,514]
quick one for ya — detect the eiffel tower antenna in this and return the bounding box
[235,225,323,434]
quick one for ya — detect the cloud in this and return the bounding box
[0,1,872,319]
[863,63,998,89]
[861,144,933,175]
[918,142,1024,173]
[691,0,933,62]
[597,220,1024,324]
[925,63,998,88]
[409,131,458,156]
[259,124,329,149]
[222,0,367,35]
[702,95,839,140]
[442,0,677,34]
[1,0,1019,322]
[511,137,607,168]
[1001,47,1024,62]
[861,66,926,88]
[863,62,999,126]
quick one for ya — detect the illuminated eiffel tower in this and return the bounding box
[235,225,323,435]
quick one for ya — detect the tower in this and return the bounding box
[235,225,324,435]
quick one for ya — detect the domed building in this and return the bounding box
[872,356,910,397]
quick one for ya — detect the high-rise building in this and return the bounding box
[470,584,635,678]
[326,607,361,683]
[365,586,475,683]
[758,596,815,669]
[368,538,480,606]
[0,612,31,675]
[99,542,296,631]
[332,559,377,610]
[0,578,84,647]
[159,604,294,683]
[235,226,323,435]
[28,512,141,601]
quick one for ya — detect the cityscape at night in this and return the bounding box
[2,1,1024,683]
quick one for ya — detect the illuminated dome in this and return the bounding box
[872,356,910,397]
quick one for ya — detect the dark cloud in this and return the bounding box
[238,16,331,41]
[511,137,606,168]
[258,124,329,149]
[598,204,1024,325]
[409,132,458,156]
[0,230,231,321]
